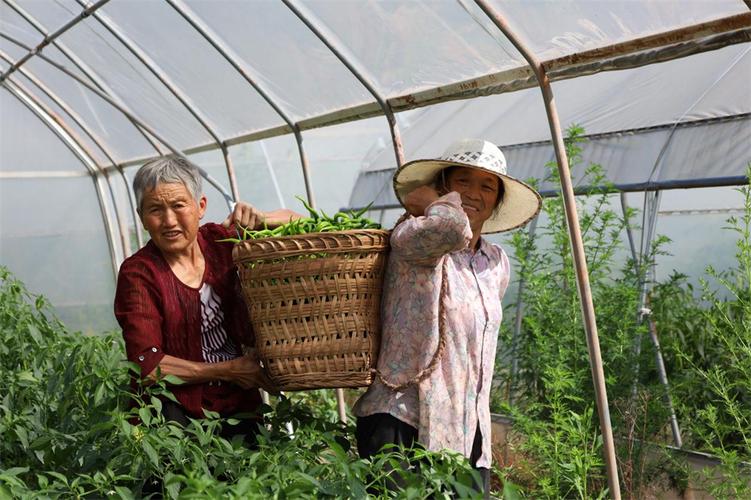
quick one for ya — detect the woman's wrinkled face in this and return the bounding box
[140,182,206,256]
[444,167,500,230]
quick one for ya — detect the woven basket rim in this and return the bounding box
[232,228,390,263]
[236,228,389,243]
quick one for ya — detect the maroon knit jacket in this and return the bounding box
[114,223,261,418]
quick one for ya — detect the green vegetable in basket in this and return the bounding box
[219,197,381,242]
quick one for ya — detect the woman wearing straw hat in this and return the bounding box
[353,138,541,496]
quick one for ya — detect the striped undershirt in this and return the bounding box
[199,283,240,363]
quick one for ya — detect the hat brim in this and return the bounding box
[393,159,542,234]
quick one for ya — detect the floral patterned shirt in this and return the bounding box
[353,192,510,468]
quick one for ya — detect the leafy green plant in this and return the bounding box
[0,266,502,498]
[503,364,606,499]
[492,124,696,498]
[497,125,648,412]
[654,167,751,497]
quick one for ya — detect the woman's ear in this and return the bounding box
[198,195,208,219]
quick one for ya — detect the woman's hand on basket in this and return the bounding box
[223,202,265,231]
[223,202,304,231]
[226,353,280,395]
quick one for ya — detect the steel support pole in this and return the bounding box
[474,1,620,497]
[639,191,683,448]
[220,145,240,202]
[620,193,639,273]
[3,0,164,158]
[622,193,683,448]
[282,0,405,168]
[0,0,111,83]
[0,51,139,254]
[2,83,120,280]
[0,31,234,209]
[294,130,316,210]
[73,0,238,202]
[646,295,683,448]
[630,191,661,377]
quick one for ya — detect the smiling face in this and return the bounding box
[443,166,502,233]
[140,182,207,257]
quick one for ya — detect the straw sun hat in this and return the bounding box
[393,138,542,233]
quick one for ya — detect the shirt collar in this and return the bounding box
[456,237,491,262]
[476,237,492,259]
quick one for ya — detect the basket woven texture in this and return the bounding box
[232,230,390,391]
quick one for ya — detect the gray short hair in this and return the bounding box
[133,156,203,214]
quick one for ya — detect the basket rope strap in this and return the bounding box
[376,256,450,392]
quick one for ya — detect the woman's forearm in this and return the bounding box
[145,353,273,391]
[391,192,472,260]
[145,354,231,384]
[261,208,304,228]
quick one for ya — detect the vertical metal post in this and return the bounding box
[630,191,661,392]
[385,108,406,168]
[221,145,240,202]
[509,217,537,404]
[294,129,316,210]
[474,1,620,497]
[620,193,638,271]
[540,69,621,500]
[646,295,683,448]
[623,192,683,448]
[122,170,144,249]
[259,141,287,209]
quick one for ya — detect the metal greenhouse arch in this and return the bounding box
[1,2,750,497]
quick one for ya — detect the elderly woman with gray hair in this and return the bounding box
[114,156,299,440]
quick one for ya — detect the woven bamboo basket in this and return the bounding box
[232,230,390,391]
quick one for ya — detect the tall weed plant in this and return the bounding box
[499,125,648,409]
[495,125,681,498]
[652,168,751,497]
